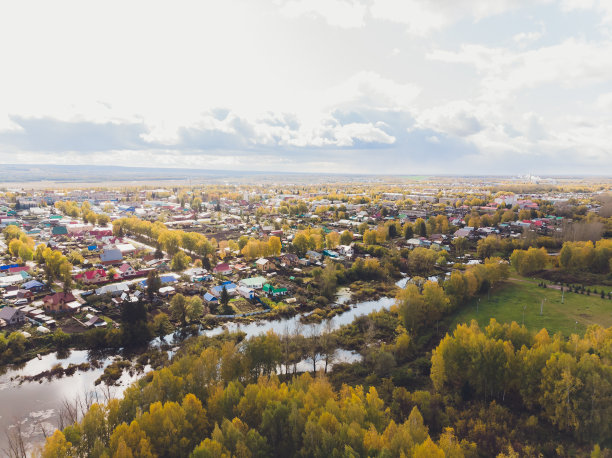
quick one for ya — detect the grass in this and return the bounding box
[450,276,612,337]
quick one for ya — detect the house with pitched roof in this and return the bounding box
[213,262,232,275]
[118,263,136,278]
[43,292,80,313]
[255,258,274,272]
[74,269,107,285]
[262,283,288,298]
[238,276,267,289]
[22,280,45,293]
[100,247,123,265]
[0,307,26,326]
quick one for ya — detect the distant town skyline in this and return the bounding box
[1,0,611,175]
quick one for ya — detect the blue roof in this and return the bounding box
[23,280,44,289]
[139,275,177,287]
[211,283,236,295]
[0,264,19,271]
[203,292,217,302]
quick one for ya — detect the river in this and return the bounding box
[0,288,398,453]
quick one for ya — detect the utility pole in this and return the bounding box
[540,297,546,316]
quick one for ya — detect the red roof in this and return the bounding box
[213,263,231,272]
[75,269,106,280]
[8,266,30,273]
[43,292,76,305]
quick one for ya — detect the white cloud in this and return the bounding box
[513,23,545,46]
[596,92,612,109]
[279,0,367,28]
[323,71,421,111]
[0,0,610,174]
[370,0,553,35]
[561,0,612,23]
[415,101,484,137]
[428,38,612,101]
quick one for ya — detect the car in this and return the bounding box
[14,298,29,306]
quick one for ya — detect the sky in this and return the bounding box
[0,0,611,175]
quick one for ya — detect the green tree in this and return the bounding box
[397,284,427,332]
[151,312,173,340]
[188,296,204,322]
[414,218,427,236]
[340,230,353,245]
[170,293,189,326]
[146,270,162,299]
[452,236,467,256]
[292,233,309,257]
[171,251,191,272]
[219,286,232,315]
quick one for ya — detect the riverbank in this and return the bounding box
[0,287,399,453]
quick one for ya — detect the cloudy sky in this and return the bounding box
[1,0,611,175]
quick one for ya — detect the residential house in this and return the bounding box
[262,283,288,298]
[203,292,218,303]
[52,226,68,236]
[74,269,107,285]
[95,282,129,296]
[158,286,176,297]
[338,245,354,259]
[184,267,212,282]
[145,259,170,272]
[255,258,274,272]
[100,247,123,265]
[0,307,26,326]
[43,292,80,313]
[237,285,255,300]
[406,238,427,248]
[238,276,267,290]
[453,227,473,239]
[213,262,232,275]
[0,271,31,288]
[118,263,136,278]
[305,250,322,262]
[280,253,299,266]
[22,280,45,293]
[115,243,136,256]
[429,234,446,243]
[16,289,33,301]
[211,281,237,297]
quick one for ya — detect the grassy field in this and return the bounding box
[449,277,612,336]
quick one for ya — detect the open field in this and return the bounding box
[450,277,612,336]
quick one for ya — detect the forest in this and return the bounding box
[35,258,612,457]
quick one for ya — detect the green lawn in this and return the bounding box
[449,277,612,336]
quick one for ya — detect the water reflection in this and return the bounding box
[0,291,396,452]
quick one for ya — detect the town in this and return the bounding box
[1,176,611,456]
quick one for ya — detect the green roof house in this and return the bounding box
[52,226,68,236]
[262,283,288,298]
